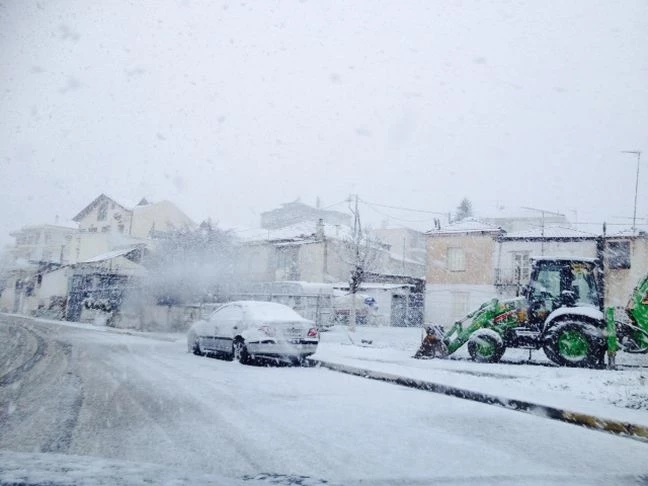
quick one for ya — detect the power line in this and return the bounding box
[361,200,440,225]
[358,198,447,216]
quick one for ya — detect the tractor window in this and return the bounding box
[570,265,599,307]
[530,268,561,302]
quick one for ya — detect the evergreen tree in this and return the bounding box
[455,198,473,221]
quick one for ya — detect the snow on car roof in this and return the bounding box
[229,300,312,322]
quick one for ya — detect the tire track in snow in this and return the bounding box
[130,348,347,477]
[39,342,85,454]
[0,319,85,454]
[0,323,48,386]
[125,350,269,473]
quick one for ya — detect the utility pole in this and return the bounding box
[521,206,564,256]
[348,194,360,332]
[621,150,642,235]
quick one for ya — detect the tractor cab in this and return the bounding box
[524,258,602,327]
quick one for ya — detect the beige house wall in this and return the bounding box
[426,233,497,286]
[130,201,195,239]
[606,238,648,308]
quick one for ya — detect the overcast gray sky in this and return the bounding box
[1,0,647,244]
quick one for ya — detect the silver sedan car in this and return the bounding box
[187,301,319,364]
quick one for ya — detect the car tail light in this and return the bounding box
[259,325,275,337]
[307,328,319,338]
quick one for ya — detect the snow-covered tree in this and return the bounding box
[455,197,473,221]
[143,220,237,306]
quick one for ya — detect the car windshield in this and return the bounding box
[1,2,648,485]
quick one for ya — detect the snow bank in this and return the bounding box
[315,326,648,426]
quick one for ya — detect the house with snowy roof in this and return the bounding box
[495,226,600,297]
[480,206,571,233]
[260,199,351,230]
[425,216,648,325]
[1,194,194,320]
[8,223,78,266]
[63,194,195,262]
[231,219,425,326]
[602,226,648,308]
[424,218,503,325]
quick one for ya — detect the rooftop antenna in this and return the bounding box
[621,150,642,235]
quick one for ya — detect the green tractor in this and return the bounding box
[440,257,648,367]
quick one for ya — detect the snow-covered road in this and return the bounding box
[1,316,648,484]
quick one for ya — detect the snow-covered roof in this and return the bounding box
[21,222,78,231]
[503,227,598,239]
[10,222,78,236]
[389,251,424,265]
[79,246,142,263]
[605,226,648,238]
[72,193,131,222]
[481,206,566,220]
[237,221,353,243]
[426,218,502,235]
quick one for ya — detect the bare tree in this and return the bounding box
[339,196,384,331]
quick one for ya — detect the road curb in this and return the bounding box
[309,358,648,444]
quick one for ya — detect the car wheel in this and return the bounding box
[467,331,505,363]
[232,338,250,364]
[543,321,605,368]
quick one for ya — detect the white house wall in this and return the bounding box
[76,200,133,234]
[0,279,16,312]
[9,225,76,264]
[236,245,273,282]
[297,242,327,282]
[425,284,497,326]
[38,268,70,303]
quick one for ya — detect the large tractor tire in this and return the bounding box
[467,329,506,363]
[543,321,606,368]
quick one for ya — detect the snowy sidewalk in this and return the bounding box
[313,326,648,430]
